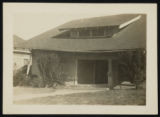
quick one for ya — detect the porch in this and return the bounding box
[75,59,115,89]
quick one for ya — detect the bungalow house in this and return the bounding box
[19,14,146,89]
[13,35,32,74]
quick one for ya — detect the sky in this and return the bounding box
[13,3,148,40]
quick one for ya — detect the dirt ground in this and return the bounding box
[13,86,146,105]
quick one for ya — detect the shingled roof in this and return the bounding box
[18,14,146,52]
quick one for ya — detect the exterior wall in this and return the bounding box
[31,49,120,87]
[13,52,31,72]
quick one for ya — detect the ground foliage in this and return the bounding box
[117,49,146,88]
[13,65,30,86]
[37,53,65,88]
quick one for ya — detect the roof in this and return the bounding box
[13,35,26,47]
[59,14,141,30]
[13,49,31,54]
[18,14,146,52]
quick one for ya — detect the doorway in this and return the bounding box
[77,60,108,84]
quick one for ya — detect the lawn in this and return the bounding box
[14,86,56,95]
[14,89,145,105]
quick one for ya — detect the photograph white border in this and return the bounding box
[3,3,158,114]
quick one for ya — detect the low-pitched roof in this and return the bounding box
[59,14,140,30]
[13,35,25,47]
[18,14,146,52]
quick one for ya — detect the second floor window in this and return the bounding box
[79,29,90,37]
[70,31,78,38]
[92,28,105,37]
[68,27,117,39]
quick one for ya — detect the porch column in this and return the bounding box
[108,58,113,89]
[75,59,78,85]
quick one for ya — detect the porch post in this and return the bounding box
[108,58,113,89]
[75,59,78,85]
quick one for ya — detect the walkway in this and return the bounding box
[13,88,106,101]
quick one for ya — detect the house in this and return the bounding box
[13,35,32,74]
[19,14,146,89]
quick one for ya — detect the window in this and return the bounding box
[68,27,117,39]
[70,31,78,38]
[92,28,105,37]
[79,29,90,37]
[105,28,112,37]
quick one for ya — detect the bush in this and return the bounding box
[13,65,34,87]
[13,65,28,86]
[118,50,146,88]
[37,53,64,87]
[30,76,40,87]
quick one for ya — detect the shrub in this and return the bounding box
[118,50,146,88]
[13,65,28,86]
[37,53,64,87]
[13,65,36,87]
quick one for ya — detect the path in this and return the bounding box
[13,88,106,101]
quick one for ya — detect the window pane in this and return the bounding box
[79,30,90,37]
[70,31,78,38]
[92,29,104,37]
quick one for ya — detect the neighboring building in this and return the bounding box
[13,35,32,73]
[19,14,146,89]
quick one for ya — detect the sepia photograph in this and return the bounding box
[3,3,157,114]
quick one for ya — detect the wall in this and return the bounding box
[13,52,31,72]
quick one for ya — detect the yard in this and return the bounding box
[13,87,146,105]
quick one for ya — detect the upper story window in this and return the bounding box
[57,26,119,39]
[70,30,78,38]
[92,28,105,37]
[79,29,90,37]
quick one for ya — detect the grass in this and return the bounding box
[14,89,145,105]
[14,86,56,95]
